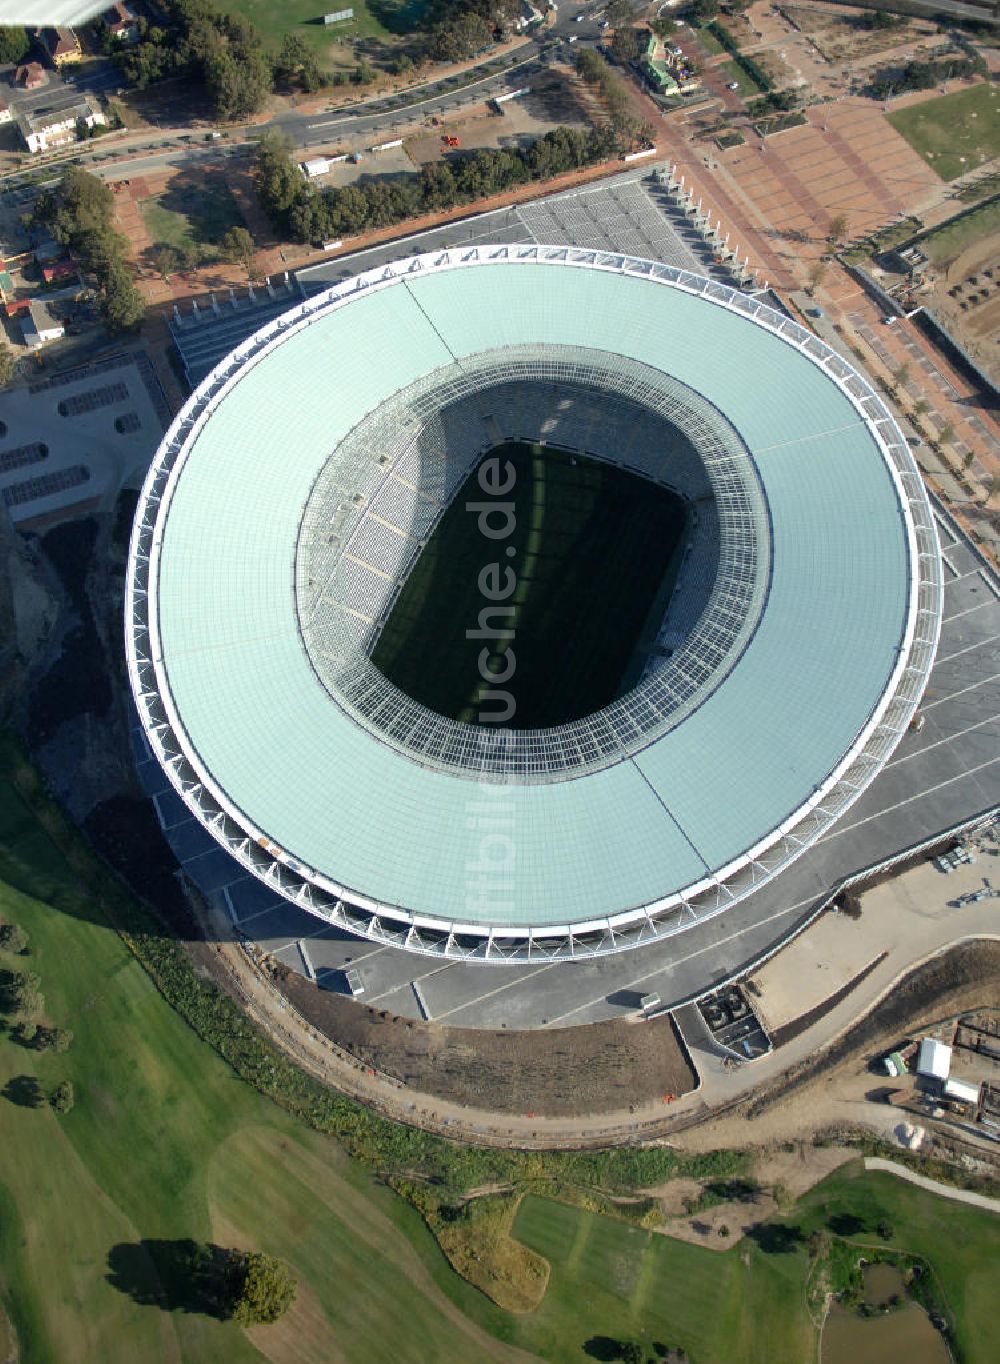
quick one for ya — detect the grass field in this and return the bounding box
[216,0,428,60]
[722,59,765,97]
[371,444,688,727]
[0,771,521,1364]
[887,83,1000,182]
[140,178,243,266]
[696,25,727,57]
[511,1165,1000,1364]
[917,196,1000,267]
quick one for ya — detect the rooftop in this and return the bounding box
[129,249,941,952]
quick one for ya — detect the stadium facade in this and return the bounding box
[126,247,943,961]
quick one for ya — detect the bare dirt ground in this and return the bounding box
[674,940,1000,1158]
[405,75,590,167]
[644,1146,855,1252]
[933,231,1000,382]
[272,960,697,1118]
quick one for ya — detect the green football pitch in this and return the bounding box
[370,443,688,728]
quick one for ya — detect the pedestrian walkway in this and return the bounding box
[864,1158,1000,1214]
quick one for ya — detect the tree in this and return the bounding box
[274,32,309,85]
[0,26,30,66]
[354,59,376,85]
[938,422,954,446]
[39,1026,73,1053]
[0,923,27,953]
[11,1020,36,1046]
[0,969,43,1015]
[612,26,641,65]
[151,244,183,280]
[807,1228,831,1261]
[100,263,145,335]
[984,474,998,506]
[828,212,849,244]
[0,342,15,389]
[50,1080,75,1114]
[690,0,720,22]
[226,1251,296,1325]
[895,362,910,388]
[876,1220,894,1241]
[220,226,257,277]
[963,449,974,471]
[606,0,636,26]
[206,46,272,120]
[807,261,826,293]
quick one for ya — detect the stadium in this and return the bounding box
[126,246,943,963]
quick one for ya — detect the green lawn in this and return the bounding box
[0,772,520,1364]
[511,1195,813,1364]
[916,196,1000,268]
[696,25,727,57]
[216,0,429,61]
[887,83,1000,182]
[510,1166,1000,1364]
[140,176,243,265]
[371,443,688,727]
[722,58,764,97]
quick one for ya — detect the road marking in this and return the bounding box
[886,713,999,768]
[935,633,1000,666]
[921,672,1000,712]
[823,757,1000,843]
[944,599,996,625]
[542,894,820,1028]
[307,118,349,130]
[415,962,557,1020]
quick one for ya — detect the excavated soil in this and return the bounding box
[271,963,697,1118]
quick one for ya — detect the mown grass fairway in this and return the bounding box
[0,772,522,1364]
[512,1195,814,1364]
[371,444,688,726]
[887,84,1000,182]
[511,1165,1000,1364]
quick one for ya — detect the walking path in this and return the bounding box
[864,1158,1000,1214]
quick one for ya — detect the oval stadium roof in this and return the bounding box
[127,249,942,961]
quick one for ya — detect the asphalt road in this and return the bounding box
[2,1,645,188]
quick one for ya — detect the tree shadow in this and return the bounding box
[829,1213,868,1237]
[106,1240,233,1317]
[745,1222,804,1254]
[583,1339,624,1362]
[2,1075,45,1108]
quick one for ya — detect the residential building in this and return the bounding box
[16,96,106,154]
[16,62,46,90]
[103,2,139,43]
[45,28,83,67]
[0,99,11,125]
[21,299,65,348]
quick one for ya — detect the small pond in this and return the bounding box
[822,1261,951,1364]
